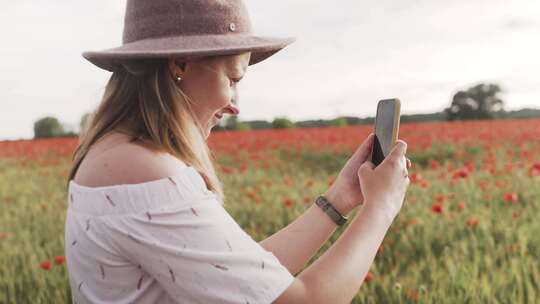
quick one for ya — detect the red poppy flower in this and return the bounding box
[40,261,53,270]
[466,217,479,227]
[409,218,420,226]
[504,192,518,203]
[283,198,295,208]
[245,190,258,200]
[431,203,443,214]
[452,167,469,179]
[409,172,421,183]
[435,193,446,204]
[528,163,540,177]
[221,166,234,174]
[430,159,440,170]
[364,271,374,283]
[54,255,66,265]
[457,201,466,211]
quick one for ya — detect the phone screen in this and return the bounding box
[372,99,401,166]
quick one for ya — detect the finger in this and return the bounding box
[350,133,376,163]
[386,140,408,163]
[358,160,375,177]
[358,133,375,158]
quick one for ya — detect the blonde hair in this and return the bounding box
[67,57,225,205]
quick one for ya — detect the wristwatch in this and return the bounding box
[315,195,348,226]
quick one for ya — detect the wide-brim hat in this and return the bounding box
[82,0,296,72]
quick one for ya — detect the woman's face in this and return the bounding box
[169,52,250,139]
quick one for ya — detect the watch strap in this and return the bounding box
[315,195,348,226]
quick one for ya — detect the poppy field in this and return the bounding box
[1,118,539,303]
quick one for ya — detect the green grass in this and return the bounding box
[1,142,539,303]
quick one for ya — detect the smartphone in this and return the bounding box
[371,98,401,167]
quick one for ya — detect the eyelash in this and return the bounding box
[231,75,244,81]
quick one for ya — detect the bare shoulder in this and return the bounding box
[73,132,187,188]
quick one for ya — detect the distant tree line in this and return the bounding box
[33,117,77,139]
[444,83,504,120]
[33,82,540,138]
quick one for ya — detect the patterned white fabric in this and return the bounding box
[64,162,294,304]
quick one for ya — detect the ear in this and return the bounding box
[168,58,187,78]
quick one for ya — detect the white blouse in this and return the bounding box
[64,160,295,304]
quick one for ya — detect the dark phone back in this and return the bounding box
[371,99,401,166]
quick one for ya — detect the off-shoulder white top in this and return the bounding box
[64,160,294,304]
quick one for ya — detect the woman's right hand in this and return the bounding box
[357,140,410,222]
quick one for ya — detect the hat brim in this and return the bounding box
[82,34,296,72]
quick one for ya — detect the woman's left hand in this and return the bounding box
[324,133,411,216]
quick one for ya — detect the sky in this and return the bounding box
[1,0,539,140]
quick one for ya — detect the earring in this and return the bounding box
[176,75,182,82]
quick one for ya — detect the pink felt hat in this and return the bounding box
[82,0,296,72]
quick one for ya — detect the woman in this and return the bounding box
[65,0,411,303]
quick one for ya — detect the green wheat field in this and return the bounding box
[1,120,539,303]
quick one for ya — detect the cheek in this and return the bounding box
[182,76,232,117]
[184,79,221,105]
[209,81,233,107]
